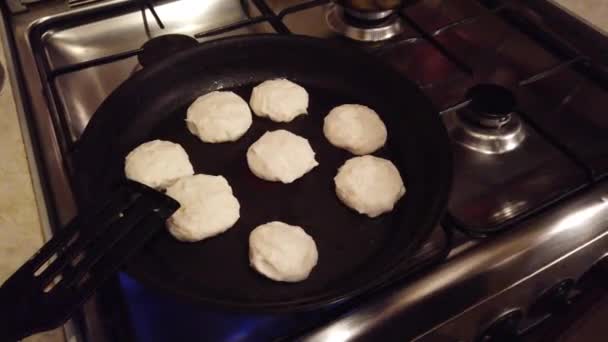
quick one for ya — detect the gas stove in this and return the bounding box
[3,0,608,341]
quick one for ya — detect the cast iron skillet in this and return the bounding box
[72,34,452,312]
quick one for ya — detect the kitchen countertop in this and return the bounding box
[0,1,606,342]
[552,0,608,34]
[0,36,65,342]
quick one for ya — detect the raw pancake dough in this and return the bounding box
[165,174,240,242]
[334,155,405,218]
[323,104,387,155]
[124,140,194,190]
[249,79,309,122]
[186,91,252,143]
[249,221,318,282]
[247,130,319,183]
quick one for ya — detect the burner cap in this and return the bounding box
[466,84,516,118]
[138,34,198,68]
[344,7,395,21]
[449,84,525,154]
[343,10,397,28]
[326,4,404,42]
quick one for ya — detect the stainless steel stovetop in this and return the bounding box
[3,0,608,341]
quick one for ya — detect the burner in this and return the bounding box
[449,84,525,154]
[326,4,404,42]
[344,7,394,21]
[467,84,516,126]
[138,34,198,68]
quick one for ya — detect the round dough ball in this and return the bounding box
[165,174,240,242]
[249,79,309,122]
[247,130,319,183]
[334,155,405,218]
[323,104,387,155]
[124,140,194,190]
[249,221,318,282]
[186,91,252,143]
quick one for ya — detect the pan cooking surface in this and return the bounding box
[74,35,451,310]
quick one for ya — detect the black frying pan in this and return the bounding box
[72,34,451,311]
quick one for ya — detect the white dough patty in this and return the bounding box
[186,91,252,143]
[249,221,318,282]
[334,155,405,218]
[249,79,308,122]
[165,174,240,242]
[323,104,387,155]
[124,140,194,190]
[247,130,318,183]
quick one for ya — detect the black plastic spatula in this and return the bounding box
[0,181,179,341]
